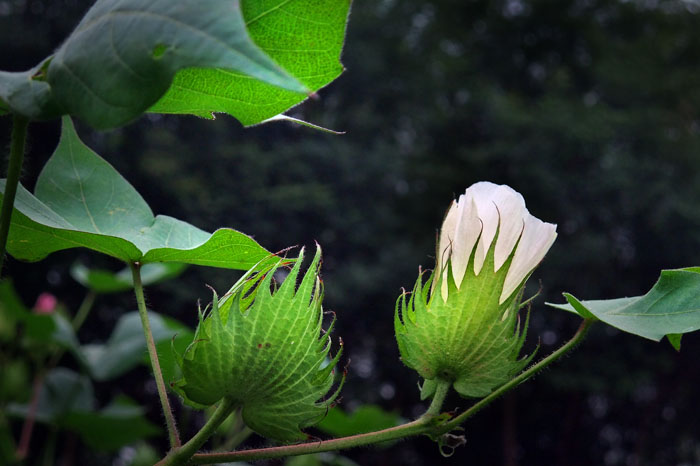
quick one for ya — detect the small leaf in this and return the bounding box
[82,311,191,381]
[150,0,351,126]
[71,262,186,294]
[547,267,700,342]
[2,118,271,269]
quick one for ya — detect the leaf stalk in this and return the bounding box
[0,114,29,274]
[131,262,181,448]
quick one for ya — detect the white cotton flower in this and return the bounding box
[436,182,557,304]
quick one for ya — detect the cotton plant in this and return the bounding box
[1,1,699,464]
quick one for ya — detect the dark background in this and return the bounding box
[2,0,700,464]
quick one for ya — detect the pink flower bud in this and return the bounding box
[33,293,57,314]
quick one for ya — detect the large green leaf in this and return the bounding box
[2,118,271,268]
[150,0,351,126]
[548,267,700,342]
[0,0,308,128]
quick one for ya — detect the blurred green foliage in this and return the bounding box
[2,0,700,465]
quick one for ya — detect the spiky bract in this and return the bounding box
[173,246,342,442]
[395,244,533,400]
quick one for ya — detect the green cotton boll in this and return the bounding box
[395,182,557,399]
[172,246,344,442]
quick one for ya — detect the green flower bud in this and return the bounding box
[395,182,557,399]
[172,246,343,442]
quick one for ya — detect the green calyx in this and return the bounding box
[395,246,534,400]
[173,246,344,442]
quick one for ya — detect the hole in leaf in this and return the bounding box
[152,44,167,59]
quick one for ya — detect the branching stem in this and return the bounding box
[435,318,595,434]
[131,262,181,448]
[0,114,29,274]
[179,319,594,465]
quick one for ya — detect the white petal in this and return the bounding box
[492,186,527,272]
[469,182,501,275]
[436,199,459,300]
[500,215,558,304]
[451,197,481,288]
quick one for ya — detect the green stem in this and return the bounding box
[162,397,237,466]
[188,418,431,465]
[131,262,181,448]
[41,427,57,466]
[71,291,96,331]
[184,319,594,465]
[47,291,97,368]
[422,378,450,417]
[0,115,29,274]
[435,318,595,434]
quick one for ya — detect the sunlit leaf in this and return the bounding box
[150,0,351,126]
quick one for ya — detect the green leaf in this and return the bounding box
[155,325,195,388]
[0,281,83,362]
[2,117,271,269]
[7,369,159,451]
[0,0,308,128]
[150,0,351,126]
[7,368,95,423]
[71,262,186,293]
[0,60,64,121]
[62,396,160,451]
[316,405,402,437]
[174,246,343,442]
[83,311,192,381]
[666,333,682,351]
[547,267,700,342]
